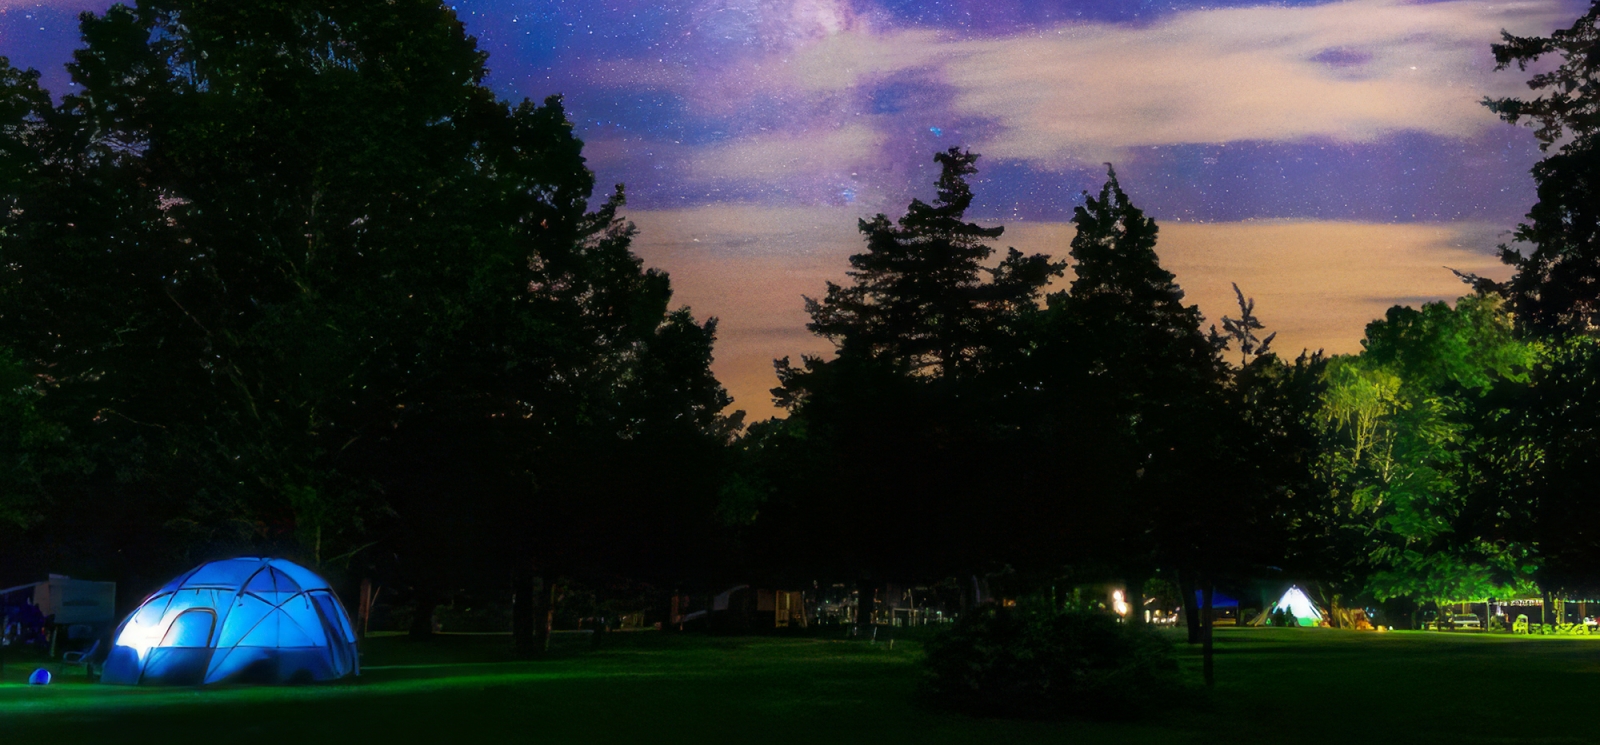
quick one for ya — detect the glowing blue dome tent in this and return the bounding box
[102,557,359,685]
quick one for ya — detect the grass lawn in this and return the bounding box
[2,627,1598,744]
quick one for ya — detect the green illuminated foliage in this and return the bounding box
[1311,295,1536,606]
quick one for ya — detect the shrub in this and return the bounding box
[921,602,1185,720]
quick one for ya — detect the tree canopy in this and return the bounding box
[1309,297,1536,607]
[0,0,735,609]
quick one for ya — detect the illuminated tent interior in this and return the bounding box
[1247,585,1324,627]
[101,557,359,685]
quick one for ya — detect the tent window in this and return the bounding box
[131,593,173,627]
[161,609,215,648]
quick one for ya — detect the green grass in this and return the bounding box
[2,628,1598,743]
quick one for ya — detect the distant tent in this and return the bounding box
[102,558,358,685]
[1248,585,1324,627]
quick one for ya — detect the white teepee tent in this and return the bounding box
[1248,585,1324,627]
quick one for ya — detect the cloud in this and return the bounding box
[689,123,887,180]
[953,0,1568,161]
[629,204,1512,419]
[573,0,1574,210]
[782,27,946,92]
[754,0,1576,164]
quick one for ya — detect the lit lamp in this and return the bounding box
[1112,590,1130,617]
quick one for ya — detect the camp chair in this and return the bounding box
[1513,614,1529,635]
[62,638,105,680]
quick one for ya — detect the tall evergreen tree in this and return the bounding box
[756,149,1062,618]
[1468,3,1600,603]
[1482,2,1600,334]
[801,147,1063,381]
[1042,166,1231,588]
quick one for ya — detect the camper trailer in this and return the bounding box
[1,574,117,651]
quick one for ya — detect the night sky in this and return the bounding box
[0,0,1583,418]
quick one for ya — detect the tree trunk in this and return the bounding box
[1542,587,1553,627]
[1126,576,1146,627]
[511,567,536,659]
[960,573,982,612]
[856,578,876,632]
[1178,569,1201,644]
[533,578,557,653]
[356,579,373,649]
[1202,580,1216,687]
[409,590,438,639]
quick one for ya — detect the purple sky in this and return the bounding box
[0,0,1584,417]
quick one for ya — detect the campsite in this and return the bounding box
[7,0,1600,738]
[5,627,1600,745]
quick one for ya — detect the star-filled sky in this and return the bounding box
[1,0,1584,418]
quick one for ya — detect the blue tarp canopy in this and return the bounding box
[1193,590,1240,608]
[102,557,358,685]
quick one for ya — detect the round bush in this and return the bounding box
[922,604,1183,720]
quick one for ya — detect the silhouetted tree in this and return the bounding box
[754,148,1063,618]
[1036,166,1231,623]
[0,346,86,534]
[1465,3,1600,602]
[1481,3,1600,334]
[0,1,735,649]
[804,148,1064,380]
[1219,283,1276,367]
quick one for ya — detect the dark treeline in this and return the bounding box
[735,150,1304,649]
[2,0,1600,661]
[732,142,1531,642]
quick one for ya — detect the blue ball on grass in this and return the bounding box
[28,668,51,685]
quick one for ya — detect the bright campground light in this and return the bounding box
[1112,589,1130,616]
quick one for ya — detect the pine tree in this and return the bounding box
[759,148,1062,614]
[1025,168,1235,649]
[802,147,1063,380]
[1471,2,1600,601]
[1061,165,1217,374]
[1482,3,1600,333]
